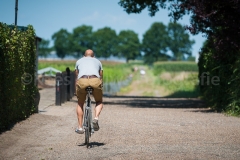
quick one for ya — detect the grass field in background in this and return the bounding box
[153,62,200,98]
[153,61,198,75]
[156,72,200,98]
[38,60,76,71]
[39,60,200,98]
[38,60,132,83]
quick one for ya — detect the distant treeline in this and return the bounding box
[39,22,195,64]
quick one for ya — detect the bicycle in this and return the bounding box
[83,86,94,148]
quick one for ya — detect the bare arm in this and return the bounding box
[75,69,78,85]
[99,70,103,87]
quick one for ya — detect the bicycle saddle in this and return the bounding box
[85,86,93,92]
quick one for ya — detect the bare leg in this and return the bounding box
[76,100,84,128]
[95,101,103,119]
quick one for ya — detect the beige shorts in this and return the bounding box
[76,78,103,103]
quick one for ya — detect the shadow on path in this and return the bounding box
[78,142,105,148]
[186,108,216,113]
[103,95,206,109]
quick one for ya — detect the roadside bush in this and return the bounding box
[0,23,38,132]
[198,40,240,116]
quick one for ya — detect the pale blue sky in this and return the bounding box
[0,0,206,56]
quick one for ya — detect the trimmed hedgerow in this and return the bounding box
[0,23,38,132]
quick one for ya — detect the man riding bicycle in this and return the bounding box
[75,49,103,134]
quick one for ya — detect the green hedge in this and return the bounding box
[198,40,240,116]
[0,23,38,132]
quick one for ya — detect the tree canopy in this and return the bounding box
[38,39,51,58]
[70,25,93,58]
[52,29,70,59]
[117,30,141,62]
[50,22,194,62]
[167,22,195,60]
[142,22,169,64]
[92,27,118,58]
[118,0,168,16]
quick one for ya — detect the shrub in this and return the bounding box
[198,40,240,116]
[0,23,38,132]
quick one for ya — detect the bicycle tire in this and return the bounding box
[84,89,93,148]
[85,119,90,148]
[85,112,90,147]
[87,116,91,148]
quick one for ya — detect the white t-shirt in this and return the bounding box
[75,57,103,79]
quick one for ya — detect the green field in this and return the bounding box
[38,60,76,71]
[153,61,198,74]
[38,60,132,83]
[153,61,199,98]
[39,60,200,98]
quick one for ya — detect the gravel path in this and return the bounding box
[0,88,240,160]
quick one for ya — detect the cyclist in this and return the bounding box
[75,49,103,134]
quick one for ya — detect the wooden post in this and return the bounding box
[63,72,68,102]
[70,72,73,98]
[55,72,61,106]
[66,67,70,101]
[61,72,65,104]
[71,71,76,98]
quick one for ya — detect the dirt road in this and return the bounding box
[0,87,240,160]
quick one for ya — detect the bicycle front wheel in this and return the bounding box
[85,115,91,148]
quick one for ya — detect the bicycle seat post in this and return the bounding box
[85,86,93,95]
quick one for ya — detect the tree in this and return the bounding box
[167,22,195,60]
[118,0,240,61]
[38,39,51,58]
[142,22,169,64]
[70,25,93,58]
[118,0,167,17]
[117,30,141,63]
[92,27,118,58]
[52,29,71,59]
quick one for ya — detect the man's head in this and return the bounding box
[84,49,94,57]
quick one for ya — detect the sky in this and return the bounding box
[0,0,206,56]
